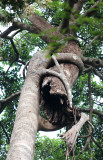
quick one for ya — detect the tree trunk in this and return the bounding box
[41,40,82,124]
[6,77,40,160]
[6,39,83,159]
[6,50,48,159]
[6,49,53,159]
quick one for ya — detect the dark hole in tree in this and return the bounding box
[40,82,75,125]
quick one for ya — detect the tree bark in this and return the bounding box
[41,41,83,124]
[6,76,40,160]
[6,50,49,159]
[6,39,83,159]
[5,49,55,159]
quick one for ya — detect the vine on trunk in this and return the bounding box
[40,53,94,158]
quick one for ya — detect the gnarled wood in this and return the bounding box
[41,41,83,124]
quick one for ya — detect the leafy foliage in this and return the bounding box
[35,135,66,160]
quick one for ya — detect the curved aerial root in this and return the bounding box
[59,113,90,159]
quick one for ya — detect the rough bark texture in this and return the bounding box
[6,40,83,159]
[29,13,63,43]
[6,49,50,159]
[60,112,89,159]
[6,77,40,160]
[41,41,83,124]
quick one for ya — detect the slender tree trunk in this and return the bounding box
[6,51,46,159]
[6,76,40,160]
[6,49,51,159]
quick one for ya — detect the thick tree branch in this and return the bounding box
[83,66,93,73]
[13,21,63,43]
[78,108,103,118]
[59,0,78,33]
[29,13,53,32]
[0,22,38,38]
[0,91,20,103]
[32,51,83,75]
[29,13,63,43]
[82,56,103,68]
[69,0,87,31]
[0,20,61,43]
[82,65,103,80]
[0,26,19,38]
[0,91,20,114]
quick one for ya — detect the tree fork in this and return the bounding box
[40,53,93,159]
[6,41,84,160]
[41,41,83,122]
